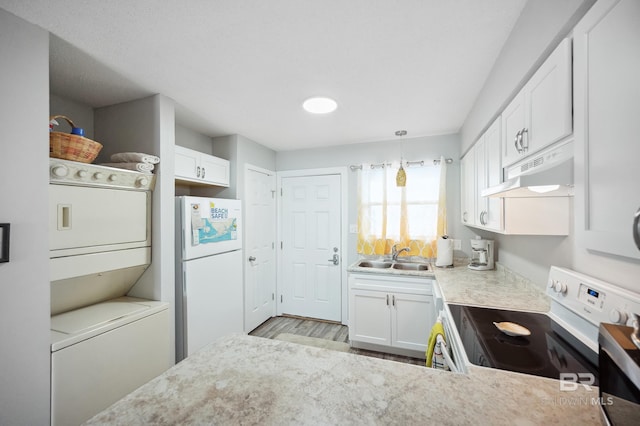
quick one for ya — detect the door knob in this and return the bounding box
[248,256,256,262]
[328,253,339,265]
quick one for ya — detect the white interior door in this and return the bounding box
[244,167,277,332]
[280,174,342,322]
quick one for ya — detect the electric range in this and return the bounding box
[445,266,640,383]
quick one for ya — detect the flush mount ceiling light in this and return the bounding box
[302,97,338,114]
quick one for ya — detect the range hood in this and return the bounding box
[482,140,574,198]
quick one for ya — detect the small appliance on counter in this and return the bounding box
[468,237,494,271]
[435,235,454,268]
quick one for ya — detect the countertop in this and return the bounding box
[87,261,599,425]
[87,334,600,425]
[432,260,551,313]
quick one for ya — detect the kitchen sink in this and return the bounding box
[357,261,392,269]
[392,263,429,271]
[356,260,430,272]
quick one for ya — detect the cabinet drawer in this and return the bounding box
[348,273,433,295]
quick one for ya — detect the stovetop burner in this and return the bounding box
[448,304,599,383]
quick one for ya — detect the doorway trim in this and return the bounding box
[276,167,349,324]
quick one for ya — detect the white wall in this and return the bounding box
[0,9,51,425]
[210,134,277,200]
[94,95,176,366]
[276,133,476,267]
[175,123,213,154]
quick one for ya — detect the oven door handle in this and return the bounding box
[436,334,460,373]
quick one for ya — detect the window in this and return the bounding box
[357,160,447,257]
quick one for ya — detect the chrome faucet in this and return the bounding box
[391,244,411,261]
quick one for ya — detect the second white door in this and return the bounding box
[244,167,277,332]
[280,174,342,322]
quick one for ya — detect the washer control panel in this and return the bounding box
[547,266,640,327]
[50,159,155,191]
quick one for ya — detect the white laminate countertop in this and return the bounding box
[432,260,551,313]
[87,261,599,425]
[87,334,600,425]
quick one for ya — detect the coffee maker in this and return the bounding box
[468,237,494,271]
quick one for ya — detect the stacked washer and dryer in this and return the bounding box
[49,159,170,425]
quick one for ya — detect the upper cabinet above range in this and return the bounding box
[174,145,230,187]
[502,38,573,168]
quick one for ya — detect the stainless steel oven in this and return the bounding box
[598,321,640,425]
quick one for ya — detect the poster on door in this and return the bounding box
[190,202,238,246]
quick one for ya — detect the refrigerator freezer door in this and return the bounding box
[177,249,244,360]
[177,196,242,260]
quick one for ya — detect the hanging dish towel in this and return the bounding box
[101,162,154,174]
[110,152,160,164]
[426,320,449,370]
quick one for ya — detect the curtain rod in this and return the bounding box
[349,158,453,171]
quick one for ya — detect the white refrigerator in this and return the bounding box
[175,196,244,361]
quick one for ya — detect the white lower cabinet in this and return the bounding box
[348,273,435,358]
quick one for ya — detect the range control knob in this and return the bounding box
[136,177,149,187]
[77,170,88,178]
[93,172,104,180]
[51,165,68,177]
[553,281,567,295]
[609,309,628,325]
[108,174,118,182]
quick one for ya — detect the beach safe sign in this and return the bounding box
[190,201,238,246]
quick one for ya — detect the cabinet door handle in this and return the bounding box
[634,207,640,250]
[386,294,390,306]
[196,166,201,178]
[478,211,486,225]
[463,211,468,222]
[514,130,522,153]
[202,167,206,179]
[392,295,396,307]
[521,128,529,153]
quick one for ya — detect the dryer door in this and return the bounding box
[50,184,150,257]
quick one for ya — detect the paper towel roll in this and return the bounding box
[435,236,453,267]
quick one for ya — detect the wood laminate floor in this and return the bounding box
[249,315,425,366]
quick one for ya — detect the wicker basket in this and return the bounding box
[49,115,103,163]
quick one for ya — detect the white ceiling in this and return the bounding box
[1,0,527,151]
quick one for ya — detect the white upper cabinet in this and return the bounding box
[574,0,640,260]
[461,117,502,232]
[460,147,476,226]
[174,145,230,187]
[502,38,573,167]
[476,117,502,231]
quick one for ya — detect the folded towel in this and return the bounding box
[101,162,154,174]
[426,320,445,368]
[110,152,160,164]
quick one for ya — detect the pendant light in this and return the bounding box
[395,130,407,187]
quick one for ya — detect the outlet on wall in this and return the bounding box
[452,239,461,250]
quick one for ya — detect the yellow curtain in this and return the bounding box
[357,160,446,258]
